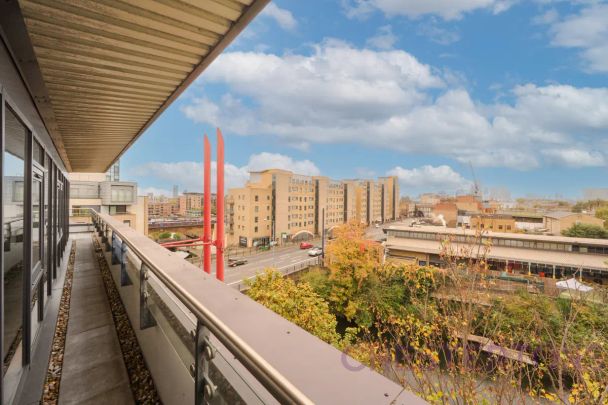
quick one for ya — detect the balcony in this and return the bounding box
[0,0,425,402]
[50,211,421,404]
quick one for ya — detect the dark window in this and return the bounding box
[109,205,127,214]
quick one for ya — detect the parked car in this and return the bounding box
[299,242,313,249]
[228,258,247,267]
[308,247,323,257]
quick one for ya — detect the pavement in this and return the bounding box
[59,235,134,405]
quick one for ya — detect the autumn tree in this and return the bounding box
[246,270,346,346]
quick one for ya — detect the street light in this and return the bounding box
[265,216,276,266]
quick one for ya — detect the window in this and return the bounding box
[255,195,259,202]
[123,220,131,227]
[254,226,258,233]
[33,138,43,165]
[109,205,128,214]
[111,185,133,202]
[3,106,26,362]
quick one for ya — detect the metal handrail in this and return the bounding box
[92,210,313,405]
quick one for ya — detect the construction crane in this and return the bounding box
[469,161,481,199]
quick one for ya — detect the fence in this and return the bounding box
[233,257,322,292]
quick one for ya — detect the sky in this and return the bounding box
[121,0,608,200]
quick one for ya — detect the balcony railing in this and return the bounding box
[91,210,424,404]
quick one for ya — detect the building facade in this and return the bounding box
[470,214,516,233]
[228,169,400,247]
[385,226,608,284]
[148,198,179,218]
[544,212,605,235]
[1,36,71,403]
[69,172,148,235]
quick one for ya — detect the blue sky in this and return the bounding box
[122,0,608,199]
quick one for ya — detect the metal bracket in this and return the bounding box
[120,241,132,286]
[139,263,156,330]
[195,321,217,405]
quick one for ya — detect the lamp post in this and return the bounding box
[265,216,276,266]
[321,208,325,261]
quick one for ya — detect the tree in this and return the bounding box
[246,270,345,346]
[562,223,608,239]
[595,207,608,228]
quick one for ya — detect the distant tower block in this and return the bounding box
[172,184,178,198]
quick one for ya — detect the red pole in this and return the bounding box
[216,128,225,281]
[203,135,212,274]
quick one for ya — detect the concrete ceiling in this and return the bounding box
[12,0,269,172]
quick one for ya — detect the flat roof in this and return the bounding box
[386,238,608,271]
[384,225,608,246]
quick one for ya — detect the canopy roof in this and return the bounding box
[2,0,268,172]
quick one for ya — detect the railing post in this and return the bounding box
[139,263,156,329]
[120,241,132,286]
[105,225,111,252]
[101,223,108,246]
[194,321,216,405]
[111,233,119,265]
[98,220,104,237]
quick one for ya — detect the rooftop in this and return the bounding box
[384,225,608,246]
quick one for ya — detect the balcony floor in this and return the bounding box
[58,235,134,404]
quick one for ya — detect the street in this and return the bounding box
[199,219,417,288]
[212,244,319,286]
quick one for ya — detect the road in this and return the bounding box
[207,244,320,287]
[201,219,417,288]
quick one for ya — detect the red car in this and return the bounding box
[299,242,313,249]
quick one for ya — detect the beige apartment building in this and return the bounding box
[228,169,400,247]
[178,192,204,217]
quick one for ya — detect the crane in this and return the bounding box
[468,161,481,199]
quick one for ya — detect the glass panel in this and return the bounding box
[3,107,25,365]
[32,176,42,269]
[33,138,43,165]
[44,155,50,271]
[146,276,271,404]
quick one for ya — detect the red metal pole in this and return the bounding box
[216,128,225,281]
[203,135,212,274]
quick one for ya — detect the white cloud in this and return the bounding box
[247,152,320,175]
[366,25,398,49]
[532,8,558,25]
[260,3,297,30]
[184,41,608,170]
[131,153,319,193]
[139,187,172,197]
[387,165,472,193]
[417,21,461,45]
[343,0,517,20]
[548,3,608,72]
[132,161,248,193]
[541,148,606,167]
